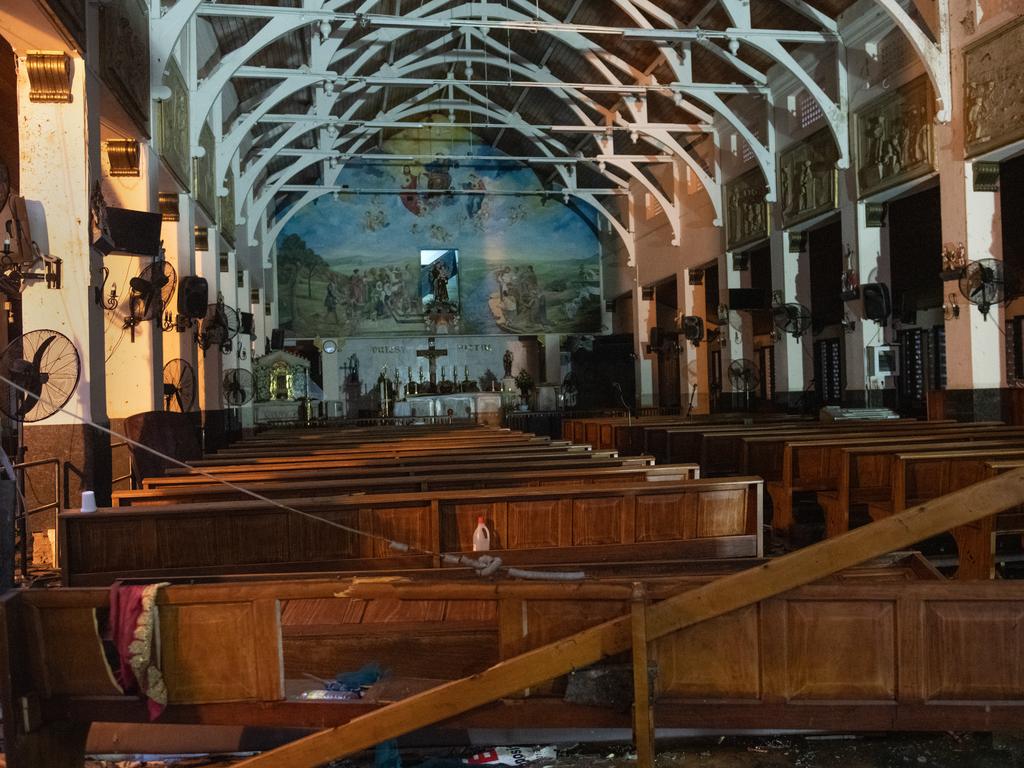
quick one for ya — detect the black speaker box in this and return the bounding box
[105,207,163,257]
[240,312,255,338]
[177,276,209,319]
[270,328,284,350]
[862,283,891,322]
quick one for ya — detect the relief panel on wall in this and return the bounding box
[220,172,236,246]
[778,129,839,229]
[725,168,771,250]
[854,76,935,198]
[99,0,150,137]
[157,58,190,190]
[964,16,1024,158]
[194,122,216,222]
[46,0,87,53]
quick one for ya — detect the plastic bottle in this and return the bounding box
[472,516,490,552]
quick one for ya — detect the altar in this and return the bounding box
[252,349,316,425]
[394,392,504,426]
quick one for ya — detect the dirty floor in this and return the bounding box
[48,733,1024,768]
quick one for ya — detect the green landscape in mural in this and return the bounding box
[275,124,602,337]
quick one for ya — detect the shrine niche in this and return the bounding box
[157,58,190,189]
[99,0,150,137]
[964,16,1024,158]
[778,129,839,229]
[725,168,771,250]
[254,350,311,402]
[854,76,935,199]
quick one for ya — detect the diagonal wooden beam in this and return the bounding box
[233,467,1024,768]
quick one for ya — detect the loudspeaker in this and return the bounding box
[239,312,255,338]
[105,207,163,257]
[177,276,209,319]
[270,328,284,350]
[862,283,891,322]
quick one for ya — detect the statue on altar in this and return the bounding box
[503,349,513,378]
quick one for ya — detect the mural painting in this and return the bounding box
[275,123,602,338]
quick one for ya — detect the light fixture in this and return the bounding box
[943,293,961,321]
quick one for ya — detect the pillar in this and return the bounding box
[16,22,112,512]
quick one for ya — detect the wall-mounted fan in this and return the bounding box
[223,368,255,407]
[728,358,761,394]
[197,300,240,354]
[958,259,1010,319]
[680,315,704,347]
[103,260,176,343]
[772,303,812,341]
[0,329,80,423]
[162,358,196,413]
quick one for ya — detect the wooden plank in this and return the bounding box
[631,584,654,768]
[231,468,1024,768]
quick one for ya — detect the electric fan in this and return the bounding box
[772,303,812,341]
[681,315,705,347]
[198,301,240,354]
[123,261,176,342]
[162,358,196,413]
[222,368,255,407]
[0,329,80,423]
[958,259,1007,319]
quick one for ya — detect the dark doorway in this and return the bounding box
[888,185,943,322]
[807,219,844,334]
[572,334,636,411]
[1002,152,1024,291]
[654,279,680,409]
[747,244,774,337]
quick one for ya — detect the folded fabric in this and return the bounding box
[105,582,170,720]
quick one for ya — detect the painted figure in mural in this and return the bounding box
[324,280,340,323]
[463,173,486,217]
[431,260,450,304]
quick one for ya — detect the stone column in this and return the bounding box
[633,282,657,410]
[16,33,112,511]
[769,229,811,409]
[101,143,162,423]
[160,193,198,371]
[677,269,709,414]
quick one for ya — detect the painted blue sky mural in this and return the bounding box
[275,123,602,337]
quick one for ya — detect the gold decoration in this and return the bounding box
[106,139,140,177]
[778,128,839,229]
[26,52,73,103]
[157,58,190,190]
[158,193,179,222]
[194,226,209,252]
[99,0,150,136]
[853,76,935,199]
[725,168,770,250]
[964,16,1024,158]
[193,123,216,221]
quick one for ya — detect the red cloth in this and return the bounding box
[106,583,166,720]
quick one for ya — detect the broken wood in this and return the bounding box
[232,467,1024,768]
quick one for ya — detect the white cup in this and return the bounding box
[80,490,97,513]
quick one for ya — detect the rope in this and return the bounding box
[0,372,583,582]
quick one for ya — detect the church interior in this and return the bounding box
[1,0,1024,766]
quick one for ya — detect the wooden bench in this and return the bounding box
[14,553,1024,766]
[113,463,701,508]
[758,425,1022,531]
[142,454,657,490]
[61,477,764,585]
[858,448,1024,579]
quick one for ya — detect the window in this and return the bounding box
[797,90,824,130]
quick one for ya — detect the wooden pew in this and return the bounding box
[208,432,552,459]
[142,454,657,490]
[60,477,764,586]
[168,446,623,478]
[863,448,1024,579]
[113,463,701,508]
[16,553,1024,766]
[759,425,1023,531]
[189,441,594,469]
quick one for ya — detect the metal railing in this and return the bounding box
[12,456,61,580]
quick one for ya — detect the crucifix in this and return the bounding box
[416,337,448,388]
